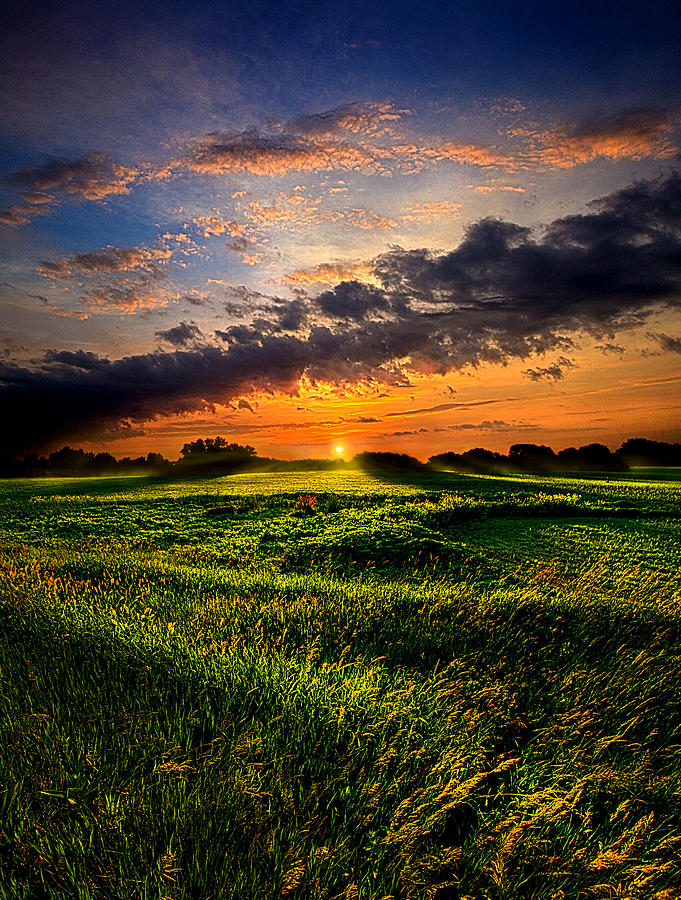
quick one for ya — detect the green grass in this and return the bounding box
[1,469,680,898]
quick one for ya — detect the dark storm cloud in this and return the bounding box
[317,281,388,320]
[42,349,111,371]
[155,321,203,347]
[374,172,681,335]
[4,173,681,453]
[595,342,625,355]
[523,357,575,382]
[648,332,681,353]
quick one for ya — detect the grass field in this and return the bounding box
[1,468,680,899]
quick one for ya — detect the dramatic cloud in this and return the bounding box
[317,281,389,320]
[523,357,576,382]
[648,332,681,353]
[43,350,110,370]
[595,342,625,355]
[155,321,203,347]
[375,172,681,329]
[4,173,681,453]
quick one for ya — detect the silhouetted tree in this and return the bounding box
[0,455,22,477]
[617,438,681,466]
[91,452,118,474]
[48,446,94,475]
[177,437,258,474]
[146,452,169,472]
[352,451,425,471]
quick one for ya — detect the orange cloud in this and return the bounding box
[290,100,410,138]
[0,205,38,226]
[81,278,175,313]
[242,253,266,266]
[38,245,172,278]
[473,184,526,194]
[183,131,386,177]
[11,153,137,201]
[400,200,463,223]
[179,122,525,182]
[162,232,193,245]
[284,261,379,286]
[2,154,138,226]
[37,297,89,320]
[520,109,678,169]
[343,208,398,230]
[389,141,520,174]
[243,199,343,231]
[192,214,248,238]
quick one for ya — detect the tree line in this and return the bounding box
[428,438,681,473]
[0,436,679,478]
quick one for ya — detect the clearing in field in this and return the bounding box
[1,468,680,898]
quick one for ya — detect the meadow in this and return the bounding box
[1,467,680,899]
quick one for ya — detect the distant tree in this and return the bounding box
[177,437,258,474]
[429,448,507,473]
[351,451,425,471]
[0,455,23,478]
[181,438,207,457]
[91,452,118,474]
[617,438,681,466]
[463,448,508,472]
[557,443,625,471]
[117,456,149,473]
[428,451,465,470]
[48,446,94,475]
[22,453,49,476]
[508,444,557,471]
[146,452,169,472]
[180,437,255,459]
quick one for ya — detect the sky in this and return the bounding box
[2,0,681,460]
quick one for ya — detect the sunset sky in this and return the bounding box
[2,0,681,460]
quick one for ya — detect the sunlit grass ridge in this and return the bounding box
[1,469,681,897]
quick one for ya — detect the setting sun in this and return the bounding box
[335,445,344,455]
